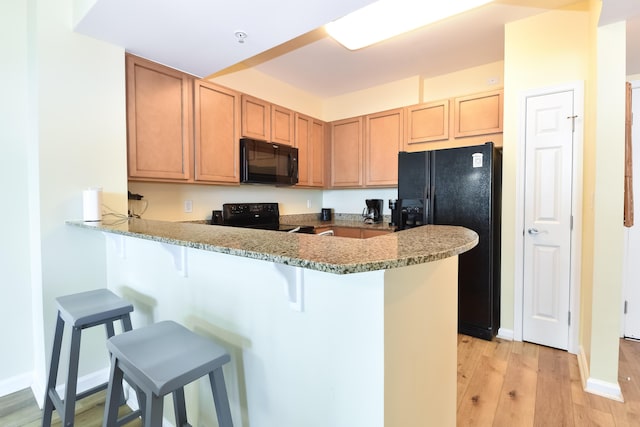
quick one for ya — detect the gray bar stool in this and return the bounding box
[102,320,233,427]
[42,288,135,427]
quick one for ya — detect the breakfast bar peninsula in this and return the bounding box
[68,218,477,427]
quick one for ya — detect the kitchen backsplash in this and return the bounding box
[127,182,397,222]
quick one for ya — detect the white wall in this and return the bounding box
[0,0,129,400]
[0,0,35,394]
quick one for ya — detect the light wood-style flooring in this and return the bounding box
[1,335,639,426]
[457,335,640,426]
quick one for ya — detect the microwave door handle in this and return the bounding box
[289,152,297,181]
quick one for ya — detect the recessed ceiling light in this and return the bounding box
[325,0,493,50]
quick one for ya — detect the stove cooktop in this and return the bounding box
[215,203,314,234]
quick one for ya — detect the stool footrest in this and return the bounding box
[75,381,108,401]
[116,408,143,425]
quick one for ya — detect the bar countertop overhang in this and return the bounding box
[67,218,478,274]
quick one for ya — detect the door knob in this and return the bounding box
[527,228,545,235]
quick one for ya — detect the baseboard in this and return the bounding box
[0,372,33,398]
[585,378,624,402]
[497,328,514,340]
[55,367,110,401]
[29,368,111,410]
[577,345,589,388]
[577,345,624,402]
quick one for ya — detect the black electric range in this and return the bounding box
[213,203,315,234]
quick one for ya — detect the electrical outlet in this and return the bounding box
[184,200,193,213]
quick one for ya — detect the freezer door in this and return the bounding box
[398,151,429,200]
[431,142,501,339]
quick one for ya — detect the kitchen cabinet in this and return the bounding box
[126,54,193,181]
[193,80,241,183]
[364,108,404,187]
[333,227,362,238]
[361,229,391,238]
[241,94,294,145]
[406,100,449,145]
[241,95,270,141]
[295,113,325,187]
[271,103,295,145]
[331,117,363,187]
[314,226,392,238]
[453,89,503,138]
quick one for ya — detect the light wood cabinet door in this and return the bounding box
[296,114,326,188]
[295,113,311,186]
[194,80,240,183]
[332,227,362,238]
[310,119,325,187]
[406,100,449,145]
[241,94,270,141]
[331,117,363,187]
[271,104,294,145]
[314,226,333,235]
[126,54,192,181]
[454,89,503,138]
[365,108,403,187]
[361,229,391,238]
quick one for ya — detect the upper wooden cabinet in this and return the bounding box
[406,100,449,145]
[193,80,240,184]
[241,95,270,141]
[365,108,404,187]
[331,117,363,187]
[241,95,294,145]
[126,54,193,181]
[271,104,295,146]
[295,113,325,187]
[454,89,503,138]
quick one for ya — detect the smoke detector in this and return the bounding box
[234,31,248,44]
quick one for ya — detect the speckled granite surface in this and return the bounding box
[280,213,395,231]
[67,218,478,275]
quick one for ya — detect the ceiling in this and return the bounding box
[75,0,640,98]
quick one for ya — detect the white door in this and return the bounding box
[522,90,575,350]
[624,84,640,339]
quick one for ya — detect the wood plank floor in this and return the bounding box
[1,335,639,426]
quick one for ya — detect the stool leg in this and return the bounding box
[103,354,123,427]
[61,326,82,427]
[144,392,164,427]
[42,313,65,427]
[121,313,132,332]
[208,368,233,427]
[172,387,188,426]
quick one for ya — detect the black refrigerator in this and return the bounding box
[397,142,502,340]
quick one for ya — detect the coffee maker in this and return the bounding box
[363,199,383,224]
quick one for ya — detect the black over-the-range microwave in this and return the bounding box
[240,138,299,185]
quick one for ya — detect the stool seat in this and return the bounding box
[107,320,230,396]
[103,321,233,427]
[56,289,134,327]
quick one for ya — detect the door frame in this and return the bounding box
[513,81,584,354]
[622,80,640,337]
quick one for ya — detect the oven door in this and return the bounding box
[240,139,299,185]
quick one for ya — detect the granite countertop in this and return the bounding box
[279,213,396,231]
[67,218,478,275]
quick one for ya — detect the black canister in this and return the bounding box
[211,210,223,225]
[321,208,332,221]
